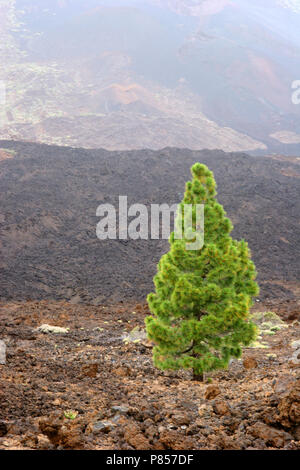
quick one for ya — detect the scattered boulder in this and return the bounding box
[123,422,151,450]
[39,413,85,449]
[37,434,53,450]
[216,433,242,450]
[171,412,192,426]
[81,363,98,378]
[291,340,300,349]
[289,340,300,365]
[277,379,300,428]
[39,414,64,446]
[36,324,69,334]
[247,422,293,448]
[213,401,231,416]
[205,385,221,400]
[290,349,300,365]
[113,366,131,377]
[158,429,196,450]
[243,356,258,369]
[198,403,213,418]
[92,420,116,434]
[111,405,130,416]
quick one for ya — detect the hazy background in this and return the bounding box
[1,0,300,153]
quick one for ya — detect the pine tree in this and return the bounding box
[145,163,259,381]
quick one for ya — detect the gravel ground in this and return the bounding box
[0,300,299,450]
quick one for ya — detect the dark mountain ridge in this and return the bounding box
[0,140,299,304]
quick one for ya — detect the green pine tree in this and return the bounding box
[145,163,259,381]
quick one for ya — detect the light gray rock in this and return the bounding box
[0,340,6,365]
[36,324,69,334]
[291,340,300,349]
[290,348,300,365]
[92,420,116,434]
[111,405,129,415]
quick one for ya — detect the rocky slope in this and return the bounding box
[0,300,299,450]
[0,141,299,304]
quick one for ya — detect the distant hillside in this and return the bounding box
[0,140,299,303]
[0,1,300,153]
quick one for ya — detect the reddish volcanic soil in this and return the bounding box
[0,299,299,450]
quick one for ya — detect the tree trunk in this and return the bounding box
[192,345,204,381]
[192,370,204,382]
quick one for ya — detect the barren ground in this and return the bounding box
[0,299,299,450]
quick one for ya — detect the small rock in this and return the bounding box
[111,405,129,415]
[154,413,163,423]
[243,356,258,369]
[39,414,85,449]
[186,424,200,436]
[291,340,300,349]
[205,385,221,400]
[95,411,105,420]
[290,349,300,365]
[81,363,98,378]
[171,412,191,426]
[114,366,131,377]
[159,429,196,450]
[36,324,69,334]
[111,414,125,424]
[53,398,62,406]
[213,401,231,416]
[277,379,300,427]
[218,434,241,450]
[124,423,151,450]
[92,420,116,434]
[198,404,213,417]
[39,414,63,446]
[248,422,293,448]
[0,340,6,365]
[37,434,53,450]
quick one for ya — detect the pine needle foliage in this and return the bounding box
[145,163,259,380]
